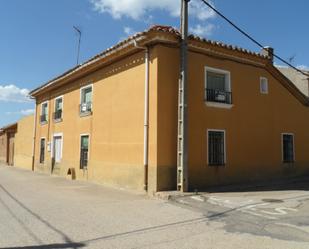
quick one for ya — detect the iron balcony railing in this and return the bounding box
[205,88,232,104]
[40,114,48,123]
[53,110,62,120]
[79,102,92,114]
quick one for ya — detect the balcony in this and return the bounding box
[40,114,48,124]
[53,110,62,122]
[79,102,92,116]
[205,88,232,104]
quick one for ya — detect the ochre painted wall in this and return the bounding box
[156,44,309,191]
[34,50,159,191]
[14,114,34,170]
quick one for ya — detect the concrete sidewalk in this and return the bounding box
[1,165,309,248]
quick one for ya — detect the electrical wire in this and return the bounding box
[199,0,309,77]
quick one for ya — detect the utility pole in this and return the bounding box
[177,0,190,192]
[73,26,82,66]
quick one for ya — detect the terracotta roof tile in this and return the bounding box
[30,25,269,95]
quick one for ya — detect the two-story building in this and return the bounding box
[30,25,309,193]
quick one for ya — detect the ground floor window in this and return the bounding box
[208,130,226,166]
[80,135,89,169]
[40,138,45,164]
[282,133,294,163]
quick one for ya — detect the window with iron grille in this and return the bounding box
[80,135,89,169]
[40,138,45,164]
[282,134,294,163]
[205,67,232,104]
[208,130,225,166]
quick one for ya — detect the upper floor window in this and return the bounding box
[54,96,63,121]
[282,133,295,163]
[260,77,268,94]
[205,67,232,105]
[80,85,92,115]
[40,101,48,124]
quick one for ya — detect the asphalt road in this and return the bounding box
[1,165,309,249]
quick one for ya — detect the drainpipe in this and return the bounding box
[31,99,37,171]
[134,40,149,191]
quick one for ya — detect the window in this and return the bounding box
[208,130,226,166]
[54,96,63,121]
[80,85,93,115]
[40,102,48,123]
[282,134,294,163]
[80,135,89,169]
[40,138,45,164]
[205,67,232,104]
[260,77,268,94]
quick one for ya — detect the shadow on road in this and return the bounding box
[198,176,309,193]
[0,184,78,248]
[0,242,85,249]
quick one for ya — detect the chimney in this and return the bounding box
[261,46,274,63]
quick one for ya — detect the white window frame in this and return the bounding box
[281,133,295,163]
[80,84,93,104]
[205,66,233,109]
[54,96,64,120]
[51,132,63,162]
[79,133,90,169]
[39,137,46,164]
[260,77,269,94]
[207,129,226,166]
[54,96,64,111]
[40,101,49,123]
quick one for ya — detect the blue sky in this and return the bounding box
[0,0,308,127]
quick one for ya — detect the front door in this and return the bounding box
[8,134,14,166]
[53,136,62,164]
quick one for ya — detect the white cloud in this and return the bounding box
[123,26,136,36]
[0,85,31,103]
[90,0,216,21]
[297,65,309,71]
[6,109,35,116]
[189,23,215,37]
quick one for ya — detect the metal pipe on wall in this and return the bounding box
[134,40,149,191]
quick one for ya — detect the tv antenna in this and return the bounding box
[73,26,82,66]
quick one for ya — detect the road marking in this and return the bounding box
[206,196,299,220]
[191,196,204,202]
[260,207,298,216]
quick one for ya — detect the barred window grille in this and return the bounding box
[40,138,45,164]
[283,134,294,163]
[80,135,89,169]
[208,131,225,166]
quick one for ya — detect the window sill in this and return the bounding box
[283,161,295,164]
[80,111,92,117]
[208,164,226,167]
[40,121,48,125]
[205,102,233,109]
[53,118,63,123]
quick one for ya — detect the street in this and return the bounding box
[1,165,309,249]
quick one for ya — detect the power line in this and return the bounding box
[199,0,309,77]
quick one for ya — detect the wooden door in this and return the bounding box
[8,135,14,166]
